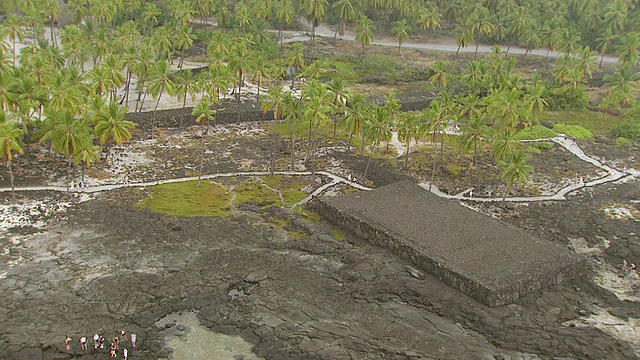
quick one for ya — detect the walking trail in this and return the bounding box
[1,136,636,204]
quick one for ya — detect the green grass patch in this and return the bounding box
[136,180,232,217]
[332,228,346,240]
[294,206,321,223]
[525,146,542,154]
[615,137,633,148]
[552,124,593,139]
[538,110,637,135]
[515,125,557,140]
[233,178,282,208]
[535,141,554,150]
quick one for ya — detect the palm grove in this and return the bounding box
[0,0,638,201]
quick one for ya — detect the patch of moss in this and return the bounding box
[233,178,283,208]
[332,228,346,240]
[294,206,321,223]
[136,180,232,217]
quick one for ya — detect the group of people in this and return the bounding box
[65,330,136,359]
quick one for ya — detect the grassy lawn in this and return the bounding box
[538,110,636,136]
[138,176,310,217]
[136,180,232,217]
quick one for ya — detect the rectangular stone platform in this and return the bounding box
[312,181,585,306]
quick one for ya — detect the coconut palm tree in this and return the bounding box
[93,101,134,164]
[43,111,91,188]
[275,0,295,50]
[1,14,26,66]
[227,42,254,103]
[303,0,329,45]
[174,69,199,111]
[148,60,175,136]
[327,78,349,139]
[355,15,375,55]
[498,149,533,201]
[429,60,451,89]
[333,0,357,42]
[0,120,24,202]
[422,99,447,190]
[262,84,286,135]
[455,16,475,56]
[303,94,331,173]
[392,19,411,55]
[418,3,442,35]
[397,112,422,167]
[458,113,489,166]
[282,92,303,169]
[615,32,640,66]
[362,106,390,179]
[524,83,548,130]
[174,24,196,69]
[343,92,368,152]
[192,98,217,187]
[73,136,100,184]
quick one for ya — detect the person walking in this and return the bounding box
[93,334,100,349]
[99,335,105,349]
[79,336,88,350]
[65,336,72,351]
[123,348,128,359]
[130,333,137,348]
[110,342,117,358]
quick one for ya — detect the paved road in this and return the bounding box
[289,20,620,65]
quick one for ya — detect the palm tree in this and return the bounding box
[397,112,422,167]
[43,0,62,47]
[174,24,196,69]
[498,149,533,201]
[519,24,542,57]
[458,113,489,166]
[455,16,475,56]
[343,93,368,152]
[596,30,616,68]
[43,111,91,188]
[392,19,411,55]
[429,60,451,89]
[227,43,254,103]
[423,100,448,190]
[174,69,199,112]
[250,53,272,102]
[575,46,598,81]
[282,92,303,169]
[524,83,548,130]
[303,0,329,45]
[93,101,134,164]
[418,3,442,35]
[286,43,305,86]
[470,7,493,59]
[148,60,175,136]
[333,0,356,42]
[275,0,296,50]
[615,32,640,66]
[491,126,519,163]
[1,14,25,66]
[192,98,217,187]
[73,136,100,184]
[262,84,286,135]
[355,15,375,55]
[362,106,391,179]
[327,78,349,139]
[303,95,331,173]
[0,121,24,202]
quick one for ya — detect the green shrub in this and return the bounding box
[360,54,399,81]
[535,141,554,150]
[515,125,557,140]
[552,124,593,139]
[611,124,640,140]
[525,146,542,154]
[615,137,633,148]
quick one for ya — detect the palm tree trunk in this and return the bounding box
[124,71,132,106]
[405,140,411,168]
[152,89,163,137]
[456,43,462,55]
[474,42,479,59]
[502,184,511,202]
[197,127,206,187]
[363,146,374,179]
[347,132,353,152]
[290,135,295,170]
[429,136,438,191]
[545,48,550,69]
[8,160,16,203]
